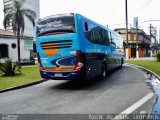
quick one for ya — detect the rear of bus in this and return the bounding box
[36,13,84,80]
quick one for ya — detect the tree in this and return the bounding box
[156,52,160,62]
[3,0,36,65]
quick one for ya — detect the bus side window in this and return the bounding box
[111,33,116,47]
[115,36,119,48]
[105,30,110,45]
[109,32,112,46]
[84,22,88,31]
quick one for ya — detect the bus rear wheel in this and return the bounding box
[119,58,123,68]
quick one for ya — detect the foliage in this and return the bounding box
[156,52,160,62]
[126,60,160,76]
[0,66,40,90]
[3,0,36,63]
[0,62,2,75]
[0,60,21,76]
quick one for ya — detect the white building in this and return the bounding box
[3,0,40,36]
[0,29,33,63]
[2,0,40,63]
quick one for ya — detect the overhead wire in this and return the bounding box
[139,0,153,12]
[138,0,154,20]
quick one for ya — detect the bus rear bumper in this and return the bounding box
[40,70,85,80]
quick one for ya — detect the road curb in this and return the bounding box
[125,63,160,81]
[0,79,48,93]
[114,63,159,116]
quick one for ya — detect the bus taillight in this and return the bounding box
[37,53,44,70]
[74,50,84,70]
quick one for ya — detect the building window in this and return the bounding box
[130,33,134,40]
[11,43,16,49]
[0,44,9,58]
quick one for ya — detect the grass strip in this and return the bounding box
[0,66,41,90]
[126,60,160,76]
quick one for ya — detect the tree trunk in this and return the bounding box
[17,27,21,68]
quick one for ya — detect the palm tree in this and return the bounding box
[3,0,36,65]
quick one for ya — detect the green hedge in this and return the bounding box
[0,60,20,76]
[156,52,160,62]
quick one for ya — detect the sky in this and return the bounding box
[1,0,160,34]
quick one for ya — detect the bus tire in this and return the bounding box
[100,63,107,80]
[119,58,123,68]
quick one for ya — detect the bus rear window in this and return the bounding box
[37,14,75,37]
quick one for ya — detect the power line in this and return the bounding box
[141,19,160,23]
[139,0,153,11]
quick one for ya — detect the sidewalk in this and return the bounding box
[22,64,38,68]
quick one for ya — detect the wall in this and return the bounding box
[139,48,144,58]
[0,37,31,62]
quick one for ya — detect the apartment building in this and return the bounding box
[3,0,40,36]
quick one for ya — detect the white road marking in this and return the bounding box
[112,92,154,120]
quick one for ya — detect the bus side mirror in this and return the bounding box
[84,22,88,31]
[33,41,37,53]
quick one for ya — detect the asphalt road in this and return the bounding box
[0,65,154,116]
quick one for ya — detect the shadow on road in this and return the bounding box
[49,67,122,91]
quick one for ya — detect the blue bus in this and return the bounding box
[35,13,124,80]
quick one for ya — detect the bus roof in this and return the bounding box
[38,13,122,37]
[75,13,121,37]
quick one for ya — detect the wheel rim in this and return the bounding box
[102,68,106,78]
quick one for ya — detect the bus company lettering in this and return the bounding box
[39,20,62,32]
[46,20,62,27]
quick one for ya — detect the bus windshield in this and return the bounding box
[37,14,75,37]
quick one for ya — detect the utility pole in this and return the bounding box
[136,21,139,59]
[125,0,129,60]
[140,20,160,55]
[159,28,160,51]
[155,28,157,52]
[150,25,158,55]
[154,27,157,53]
[150,24,153,57]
